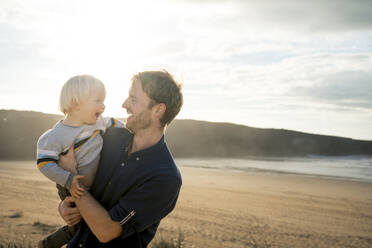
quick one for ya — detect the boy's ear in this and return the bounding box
[70,99,80,110]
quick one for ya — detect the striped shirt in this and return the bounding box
[36,116,124,189]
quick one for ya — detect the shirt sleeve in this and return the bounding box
[104,117,125,129]
[108,174,182,239]
[37,131,74,188]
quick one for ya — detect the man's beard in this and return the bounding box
[126,109,152,133]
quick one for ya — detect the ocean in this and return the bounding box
[175,156,372,182]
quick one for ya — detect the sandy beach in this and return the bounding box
[0,161,371,247]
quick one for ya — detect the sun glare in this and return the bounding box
[38,1,176,117]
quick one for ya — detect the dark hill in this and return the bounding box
[1,109,371,160]
[166,120,372,157]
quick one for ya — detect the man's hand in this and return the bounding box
[59,197,82,226]
[70,175,86,199]
[59,144,78,174]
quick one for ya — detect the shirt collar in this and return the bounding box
[130,135,165,158]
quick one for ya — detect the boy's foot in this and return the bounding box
[37,240,44,248]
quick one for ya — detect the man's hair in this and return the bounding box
[59,75,106,115]
[132,70,183,126]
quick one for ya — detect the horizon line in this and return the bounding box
[1,108,371,142]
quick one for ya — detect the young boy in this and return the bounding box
[36,75,124,248]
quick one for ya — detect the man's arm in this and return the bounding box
[108,174,181,236]
[59,174,181,243]
[58,145,122,243]
[58,144,181,243]
[73,191,123,243]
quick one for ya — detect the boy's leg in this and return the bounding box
[40,185,77,248]
[56,183,71,200]
[42,223,80,248]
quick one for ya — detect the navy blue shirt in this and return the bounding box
[68,127,182,248]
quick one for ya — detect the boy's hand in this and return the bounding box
[70,175,85,199]
[59,144,77,174]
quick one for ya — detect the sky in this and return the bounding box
[1,0,372,140]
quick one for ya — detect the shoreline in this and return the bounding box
[2,159,371,183]
[179,164,372,183]
[175,156,372,183]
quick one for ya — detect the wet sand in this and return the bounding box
[0,161,371,247]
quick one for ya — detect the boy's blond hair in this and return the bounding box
[59,75,106,115]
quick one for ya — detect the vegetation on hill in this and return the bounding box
[166,119,372,157]
[1,109,372,160]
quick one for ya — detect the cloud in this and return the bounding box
[184,53,372,119]
[245,0,372,32]
[1,0,372,140]
[181,0,372,33]
[294,71,372,109]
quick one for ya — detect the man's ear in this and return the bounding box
[153,103,166,120]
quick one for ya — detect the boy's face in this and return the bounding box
[77,88,106,125]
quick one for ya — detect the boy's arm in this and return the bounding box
[58,144,78,174]
[58,145,86,198]
[103,117,125,129]
[37,133,76,189]
[37,159,75,189]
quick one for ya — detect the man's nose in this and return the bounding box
[122,98,128,109]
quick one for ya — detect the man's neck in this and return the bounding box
[130,127,164,154]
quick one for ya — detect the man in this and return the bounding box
[58,70,183,247]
